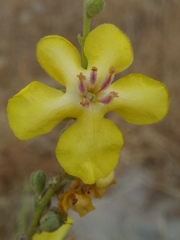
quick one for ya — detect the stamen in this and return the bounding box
[98,91,118,104]
[89,66,98,89]
[80,98,90,108]
[78,66,117,107]
[77,72,87,94]
[95,66,116,94]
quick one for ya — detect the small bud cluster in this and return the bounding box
[37,210,63,233]
[29,171,69,234]
[85,0,105,18]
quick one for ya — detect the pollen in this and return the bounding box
[77,72,87,94]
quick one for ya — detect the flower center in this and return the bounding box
[77,66,118,108]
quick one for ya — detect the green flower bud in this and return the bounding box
[85,0,105,18]
[37,211,61,233]
[30,171,46,196]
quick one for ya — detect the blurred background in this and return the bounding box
[0,0,180,239]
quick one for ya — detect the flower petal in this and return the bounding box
[56,114,124,184]
[84,24,133,80]
[7,81,77,140]
[71,192,95,217]
[58,188,95,218]
[33,218,73,240]
[109,74,169,124]
[37,36,83,86]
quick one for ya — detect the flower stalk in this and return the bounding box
[27,178,67,240]
[80,0,105,68]
[81,0,91,69]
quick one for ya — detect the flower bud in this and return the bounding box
[85,0,105,18]
[30,171,46,196]
[96,171,115,188]
[37,211,61,233]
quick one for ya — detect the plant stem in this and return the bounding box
[81,0,91,69]
[27,179,67,240]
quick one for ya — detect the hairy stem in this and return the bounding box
[81,0,91,69]
[27,179,67,240]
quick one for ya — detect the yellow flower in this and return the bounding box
[7,24,168,184]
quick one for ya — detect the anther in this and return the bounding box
[77,72,87,94]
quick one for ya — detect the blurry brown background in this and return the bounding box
[0,0,180,239]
